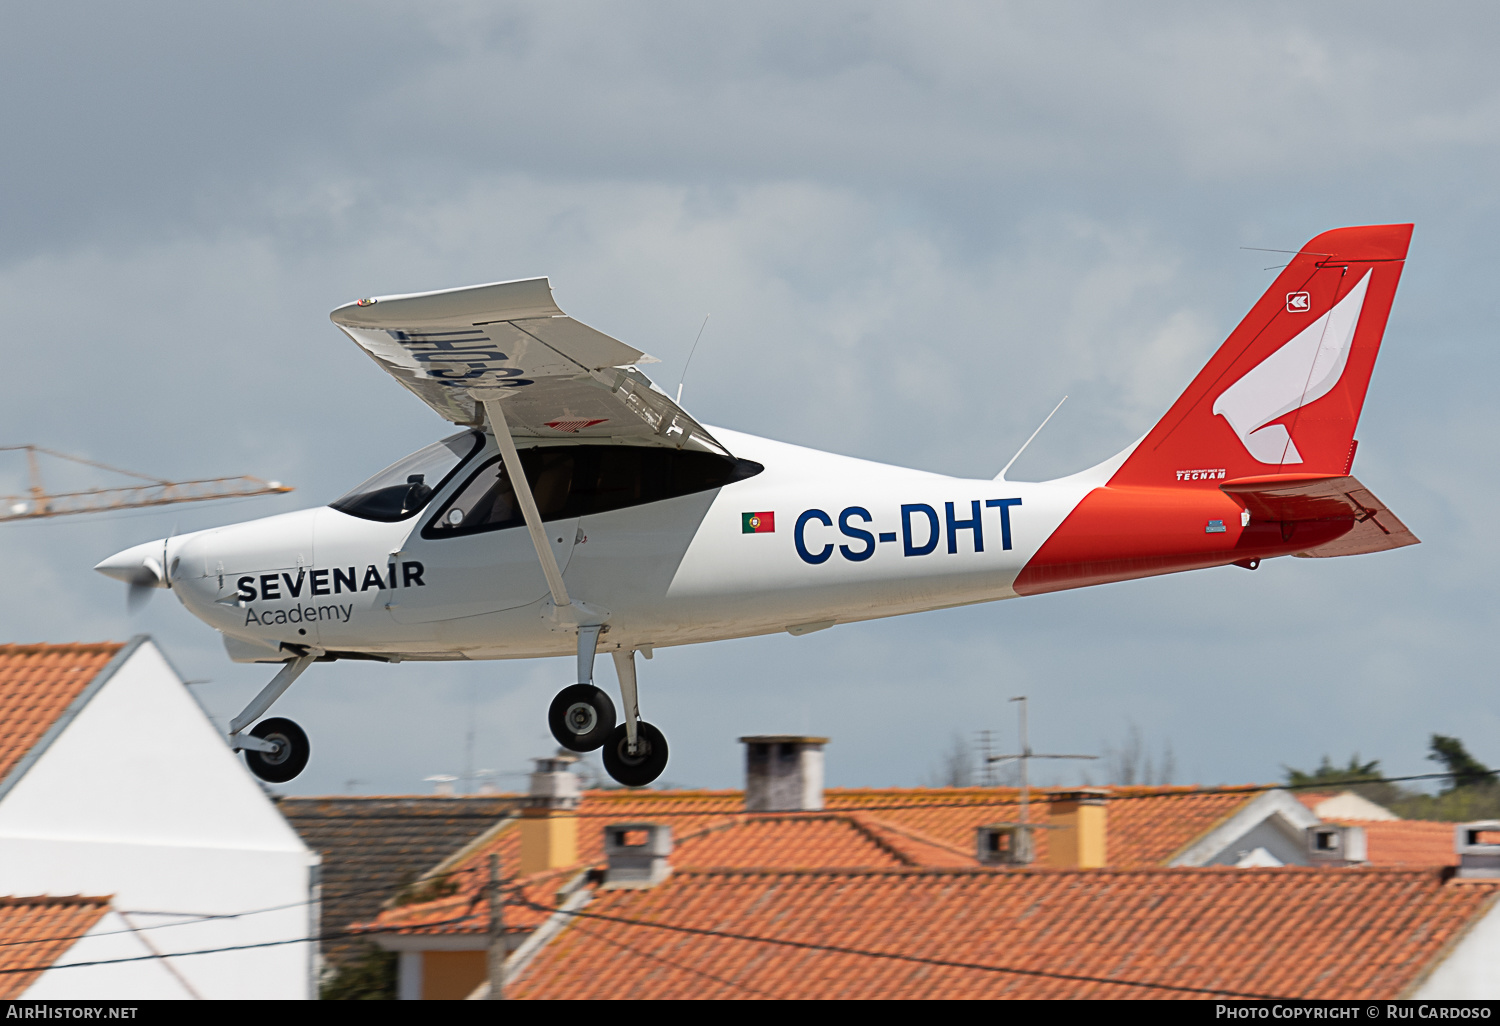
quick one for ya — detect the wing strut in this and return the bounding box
[472,391,571,609]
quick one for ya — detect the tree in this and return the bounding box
[1285,753,1382,787]
[1283,753,1402,808]
[1283,739,1500,822]
[320,943,397,1000]
[1428,735,1493,793]
[925,733,973,787]
[1103,723,1175,786]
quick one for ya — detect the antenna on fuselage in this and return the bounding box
[996,395,1068,482]
[675,314,711,406]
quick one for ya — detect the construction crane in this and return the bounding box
[0,445,292,523]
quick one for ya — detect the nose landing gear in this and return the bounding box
[547,630,669,787]
[242,717,311,783]
[229,652,316,784]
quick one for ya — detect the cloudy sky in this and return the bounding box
[2,2,1496,794]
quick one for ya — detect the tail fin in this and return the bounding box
[1108,224,1412,488]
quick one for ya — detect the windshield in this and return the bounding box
[330,431,483,522]
[423,446,762,537]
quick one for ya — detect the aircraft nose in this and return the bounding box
[94,540,168,587]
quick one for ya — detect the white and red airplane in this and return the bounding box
[96,223,1417,786]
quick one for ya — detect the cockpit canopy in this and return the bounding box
[330,431,483,522]
[330,432,762,526]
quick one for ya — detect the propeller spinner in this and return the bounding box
[95,537,171,612]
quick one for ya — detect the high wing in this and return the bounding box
[330,277,728,456]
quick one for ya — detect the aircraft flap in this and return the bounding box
[330,277,729,457]
[1220,474,1419,558]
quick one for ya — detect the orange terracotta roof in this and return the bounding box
[673,813,973,870]
[0,896,111,999]
[1348,820,1459,867]
[277,795,521,968]
[359,784,1272,939]
[510,868,1499,1001]
[358,806,969,939]
[1292,793,1460,865]
[0,643,124,785]
[823,785,1263,867]
[1107,786,1274,865]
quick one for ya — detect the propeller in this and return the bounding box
[125,558,164,613]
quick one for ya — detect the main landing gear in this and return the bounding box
[229,652,315,784]
[474,392,668,786]
[548,626,669,787]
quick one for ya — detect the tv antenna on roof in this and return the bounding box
[987,696,1097,824]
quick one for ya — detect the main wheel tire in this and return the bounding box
[244,717,310,784]
[602,721,669,787]
[548,684,617,752]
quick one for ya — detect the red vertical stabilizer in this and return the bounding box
[1015,224,1412,597]
[1109,223,1411,488]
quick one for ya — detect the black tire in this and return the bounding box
[548,684,617,752]
[244,717,310,783]
[602,721,669,787]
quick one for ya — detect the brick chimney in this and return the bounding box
[603,823,673,888]
[1455,821,1500,879]
[976,823,1035,866]
[740,736,828,812]
[1046,789,1108,869]
[518,752,580,877]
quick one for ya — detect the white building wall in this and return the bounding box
[0,640,316,999]
[23,911,193,1000]
[398,951,422,1000]
[1412,896,1500,999]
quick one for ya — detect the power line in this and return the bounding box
[509,897,1286,1000]
[0,767,1482,954]
[567,922,777,998]
[562,768,1497,818]
[0,909,485,978]
[0,888,1290,1000]
[0,862,490,953]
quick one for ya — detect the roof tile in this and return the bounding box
[277,795,519,967]
[1342,819,1459,867]
[0,895,111,999]
[0,643,123,785]
[509,868,1499,1000]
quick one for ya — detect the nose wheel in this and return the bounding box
[242,717,311,783]
[228,654,317,784]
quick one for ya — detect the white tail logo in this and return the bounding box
[1213,271,1371,465]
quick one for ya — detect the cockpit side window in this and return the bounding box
[330,430,484,522]
[424,446,762,538]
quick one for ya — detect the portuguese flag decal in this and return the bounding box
[741,511,775,534]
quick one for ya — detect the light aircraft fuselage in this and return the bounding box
[94,222,1419,786]
[116,425,1359,664]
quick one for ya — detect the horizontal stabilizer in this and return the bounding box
[1219,474,1419,558]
